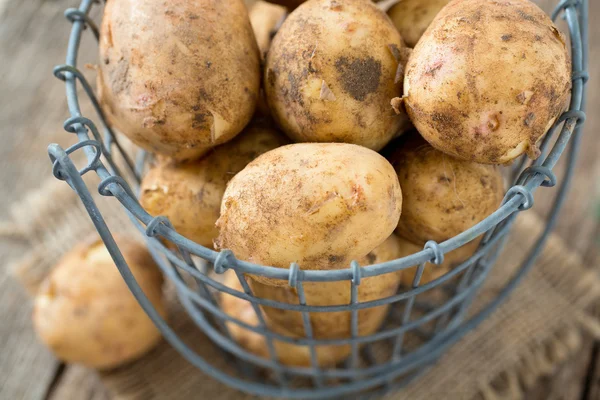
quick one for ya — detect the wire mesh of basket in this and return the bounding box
[48,0,588,398]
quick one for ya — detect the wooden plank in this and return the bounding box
[0,256,61,400]
[0,0,100,210]
[48,366,111,400]
[0,0,63,393]
[0,0,100,398]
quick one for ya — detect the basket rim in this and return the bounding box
[50,0,587,284]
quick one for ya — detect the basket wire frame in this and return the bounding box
[49,0,588,398]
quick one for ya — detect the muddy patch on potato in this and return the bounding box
[109,57,131,95]
[365,252,377,264]
[335,56,382,101]
[287,72,305,107]
[328,254,345,263]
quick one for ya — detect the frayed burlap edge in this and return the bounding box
[387,210,600,400]
[478,323,596,400]
[478,278,600,400]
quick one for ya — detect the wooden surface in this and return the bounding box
[0,1,597,399]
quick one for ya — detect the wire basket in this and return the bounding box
[49,0,588,398]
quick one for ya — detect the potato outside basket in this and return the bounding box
[48,0,589,398]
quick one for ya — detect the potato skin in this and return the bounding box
[32,237,165,370]
[248,234,403,339]
[139,120,287,248]
[221,270,351,367]
[98,0,261,161]
[250,1,287,60]
[265,0,411,151]
[388,0,451,48]
[404,0,571,164]
[249,1,287,116]
[390,135,504,245]
[215,143,402,285]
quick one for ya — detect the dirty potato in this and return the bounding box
[403,0,571,164]
[265,0,411,151]
[390,135,505,245]
[248,234,403,339]
[33,237,166,370]
[221,270,352,367]
[249,1,287,116]
[215,143,402,286]
[98,0,261,161]
[388,0,451,48]
[250,1,287,60]
[140,119,287,248]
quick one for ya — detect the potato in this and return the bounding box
[248,234,403,339]
[403,0,571,164]
[139,120,287,248]
[98,0,261,162]
[221,270,351,367]
[395,236,481,286]
[250,1,287,60]
[390,135,504,245]
[215,143,402,286]
[249,2,287,116]
[388,0,451,48]
[32,237,166,370]
[265,0,411,151]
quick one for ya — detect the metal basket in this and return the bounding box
[49,0,588,398]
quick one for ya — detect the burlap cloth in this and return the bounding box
[4,150,599,400]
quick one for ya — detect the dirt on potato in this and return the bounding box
[98,0,261,161]
[265,0,412,151]
[403,0,571,164]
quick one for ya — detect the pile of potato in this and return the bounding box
[34,0,571,370]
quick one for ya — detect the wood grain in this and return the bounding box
[0,0,101,399]
[0,0,72,396]
[48,366,111,400]
[0,267,60,400]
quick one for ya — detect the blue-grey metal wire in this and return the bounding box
[48,0,588,398]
